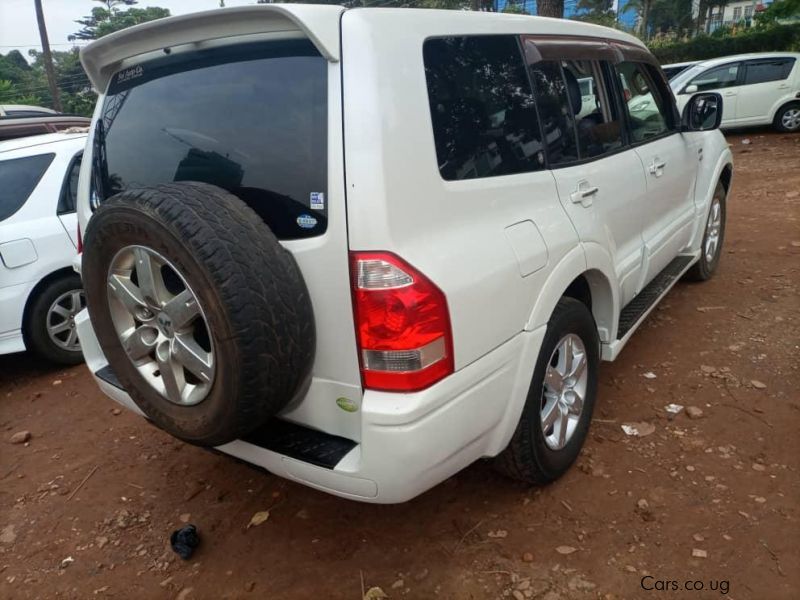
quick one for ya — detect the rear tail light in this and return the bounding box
[77,222,83,253]
[350,252,453,392]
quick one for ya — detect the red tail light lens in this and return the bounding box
[77,222,83,254]
[350,252,454,392]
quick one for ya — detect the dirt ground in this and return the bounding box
[1,130,799,600]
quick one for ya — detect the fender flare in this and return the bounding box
[689,147,733,252]
[524,244,619,343]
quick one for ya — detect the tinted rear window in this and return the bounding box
[94,39,327,239]
[423,36,546,181]
[0,153,54,221]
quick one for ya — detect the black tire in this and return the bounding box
[685,181,726,282]
[24,274,85,366]
[494,298,599,485]
[82,182,315,447]
[773,102,800,133]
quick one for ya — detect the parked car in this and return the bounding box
[0,115,92,142]
[0,104,57,117]
[0,132,86,364]
[671,52,800,132]
[74,6,732,503]
[661,61,699,80]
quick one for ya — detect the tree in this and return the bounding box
[34,0,62,112]
[70,1,170,41]
[574,0,617,26]
[537,0,564,18]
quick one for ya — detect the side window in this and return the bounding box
[530,60,624,164]
[615,61,671,143]
[528,61,579,165]
[562,60,624,159]
[743,59,796,85]
[423,36,545,181]
[689,64,739,92]
[0,153,55,222]
[58,153,82,214]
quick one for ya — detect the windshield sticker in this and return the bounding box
[310,192,325,210]
[116,65,143,84]
[297,214,318,229]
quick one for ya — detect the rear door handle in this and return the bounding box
[648,158,667,177]
[570,182,598,207]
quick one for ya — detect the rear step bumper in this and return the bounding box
[96,365,357,470]
[79,308,545,503]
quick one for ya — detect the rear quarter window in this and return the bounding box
[94,39,327,240]
[0,153,55,221]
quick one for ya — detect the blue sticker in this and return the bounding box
[310,192,325,210]
[297,214,318,229]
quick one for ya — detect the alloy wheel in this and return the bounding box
[47,290,85,351]
[541,334,588,451]
[107,245,214,406]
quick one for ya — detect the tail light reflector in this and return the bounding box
[77,222,83,253]
[350,252,453,392]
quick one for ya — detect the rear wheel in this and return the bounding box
[494,298,599,485]
[774,102,800,133]
[24,274,85,365]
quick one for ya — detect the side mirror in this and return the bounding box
[684,84,698,95]
[682,92,723,132]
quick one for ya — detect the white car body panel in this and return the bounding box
[0,133,86,355]
[74,6,733,502]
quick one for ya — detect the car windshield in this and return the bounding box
[93,39,328,240]
[670,64,706,92]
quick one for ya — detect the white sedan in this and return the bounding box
[0,132,87,364]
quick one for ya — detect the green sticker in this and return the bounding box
[336,397,358,413]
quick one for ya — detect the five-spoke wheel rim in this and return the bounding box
[541,333,588,451]
[704,196,722,264]
[47,290,85,352]
[781,107,800,131]
[107,245,214,406]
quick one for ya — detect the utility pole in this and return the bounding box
[34,0,62,112]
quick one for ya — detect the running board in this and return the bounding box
[94,366,357,470]
[602,254,697,361]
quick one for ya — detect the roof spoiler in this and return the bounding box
[80,5,344,92]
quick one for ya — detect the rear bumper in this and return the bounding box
[76,308,544,503]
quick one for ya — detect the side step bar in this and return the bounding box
[602,254,696,361]
[617,255,695,339]
[94,366,357,470]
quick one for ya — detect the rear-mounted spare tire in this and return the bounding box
[82,182,315,447]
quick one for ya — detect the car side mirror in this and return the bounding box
[682,92,723,132]
[684,84,698,94]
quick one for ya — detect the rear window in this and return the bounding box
[0,153,55,221]
[94,39,327,239]
[743,58,796,85]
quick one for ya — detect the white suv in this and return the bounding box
[1,132,86,364]
[74,6,733,503]
[671,52,800,132]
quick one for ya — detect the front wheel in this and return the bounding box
[774,102,800,133]
[685,181,726,282]
[494,297,599,485]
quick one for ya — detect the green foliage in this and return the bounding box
[70,1,170,41]
[649,22,800,62]
[755,0,800,28]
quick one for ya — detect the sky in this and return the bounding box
[0,0,258,59]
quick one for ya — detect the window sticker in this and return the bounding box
[296,214,318,229]
[310,192,325,210]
